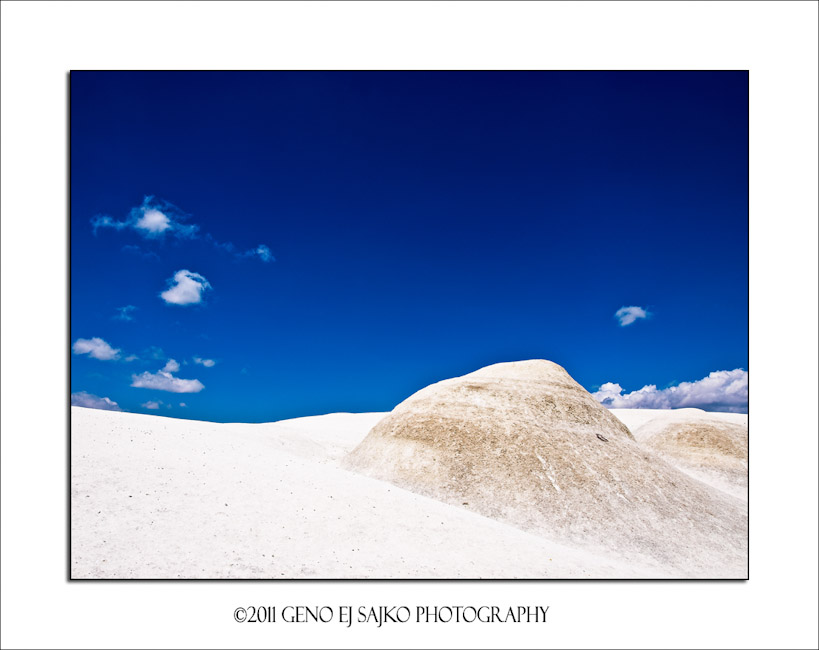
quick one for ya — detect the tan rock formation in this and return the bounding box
[344,360,747,577]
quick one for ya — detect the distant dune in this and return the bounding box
[611,408,748,501]
[71,360,748,579]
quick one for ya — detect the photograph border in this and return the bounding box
[67,69,751,584]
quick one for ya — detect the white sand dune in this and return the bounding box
[71,407,659,578]
[71,362,748,579]
[610,408,748,501]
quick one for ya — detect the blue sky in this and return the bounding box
[70,71,748,421]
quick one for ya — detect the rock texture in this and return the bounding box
[344,360,747,577]
[611,408,748,501]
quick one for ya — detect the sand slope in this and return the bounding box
[344,360,747,577]
[71,407,658,578]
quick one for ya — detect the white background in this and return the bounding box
[1,1,817,648]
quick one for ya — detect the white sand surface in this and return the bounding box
[72,363,747,581]
[72,407,662,578]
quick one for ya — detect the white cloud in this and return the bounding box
[591,368,748,413]
[71,391,122,411]
[91,196,198,239]
[114,305,137,321]
[124,354,139,362]
[179,402,187,408]
[615,305,650,327]
[193,356,216,367]
[93,197,273,262]
[135,208,171,234]
[72,337,121,361]
[162,358,180,373]
[160,270,211,306]
[131,361,205,393]
[142,400,161,410]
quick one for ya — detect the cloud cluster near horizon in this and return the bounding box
[75,196,276,410]
[591,368,748,413]
[131,359,205,393]
[160,270,211,306]
[615,306,650,327]
[71,391,122,411]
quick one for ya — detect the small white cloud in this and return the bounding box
[160,270,211,306]
[193,356,216,368]
[92,196,198,240]
[135,208,171,235]
[179,402,187,408]
[162,358,180,373]
[71,391,122,411]
[591,368,748,413]
[131,361,205,393]
[72,337,121,361]
[142,400,161,410]
[124,354,139,362]
[113,305,137,321]
[615,305,650,327]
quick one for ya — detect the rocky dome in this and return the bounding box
[344,360,747,576]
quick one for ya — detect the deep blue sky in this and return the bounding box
[71,71,748,422]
